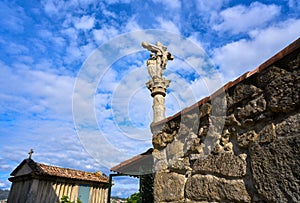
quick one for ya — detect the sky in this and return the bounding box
[0,0,299,198]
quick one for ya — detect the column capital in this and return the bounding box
[146,77,170,97]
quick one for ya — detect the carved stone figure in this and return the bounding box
[142,41,174,79]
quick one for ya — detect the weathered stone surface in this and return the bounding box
[177,124,189,140]
[199,103,211,118]
[258,123,276,143]
[211,95,227,116]
[198,126,209,137]
[210,129,234,155]
[226,92,234,109]
[225,114,241,127]
[152,131,175,149]
[185,174,250,202]
[181,112,199,132]
[288,53,300,70]
[154,172,185,202]
[166,140,184,159]
[250,136,300,202]
[153,133,167,149]
[168,157,190,173]
[162,120,179,133]
[266,70,298,112]
[220,129,233,153]
[233,84,263,103]
[201,130,222,156]
[183,132,202,155]
[189,153,203,161]
[152,149,166,160]
[237,130,258,148]
[276,112,300,137]
[192,153,247,178]
[150,123,165,136]
[210,116,226,133]
[256,66,283,88]
[185,200,219,203]
[151,46,300,202]
[154,159,168,172]
[237,95,266,119]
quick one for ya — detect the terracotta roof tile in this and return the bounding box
[36,163,109,183]
[11,159,108,183]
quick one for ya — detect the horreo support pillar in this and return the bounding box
[142,41,173,123]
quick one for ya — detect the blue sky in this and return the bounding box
[0,0,299,198]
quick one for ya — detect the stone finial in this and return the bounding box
[28,149,34,159]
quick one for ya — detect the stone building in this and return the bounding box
[150,37,300,202]
[8,158,109,203]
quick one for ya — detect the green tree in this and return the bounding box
[59,195,82,203]
[126,192,141,203]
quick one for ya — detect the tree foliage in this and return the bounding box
[59,195,82,203]
[126,192,141,203]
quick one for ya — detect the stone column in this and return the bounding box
[146,77,170,123]
[142,41,173,123]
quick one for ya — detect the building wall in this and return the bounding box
[8,178,108,203]
[151,48,300,202]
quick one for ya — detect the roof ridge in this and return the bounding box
[10,158,108,183]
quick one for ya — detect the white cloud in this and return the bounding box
[156,17,181,34]
[0,60,103,177]
[6,43,29,55]
[0,182,5,188]
[93,26,120,44]
[213,18,300,81]
[288,0,300,9]
[101,7,118,18]
[104,0,131,4]
[213,2,281,34]
[124,18,142,32]
[0,62,74,119]
[74,15,95,30]
[152,0,181,10]
[112,177,139,197]
[38,29,53,38]
[0,164,11,172]
[196,0,226,12]
[43,0,60,15]
[0,2,27,33]
[42,0,96,16]
[38,29,66,48]
[194,0,228,24]
[61,27,78,42]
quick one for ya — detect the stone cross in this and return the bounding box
[28,149,34,159]
[141,41,173,80]
[142,41,173,123]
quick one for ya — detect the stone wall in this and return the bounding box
[150,40,300,202]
